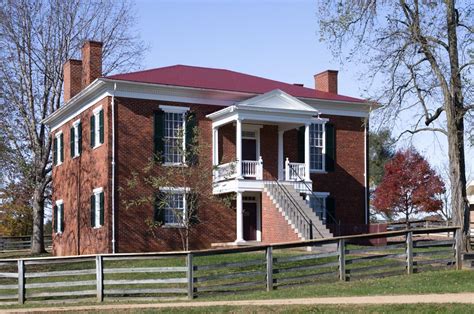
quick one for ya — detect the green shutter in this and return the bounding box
[153,111,165,161]
[326,197,336,225]
[185,112,198,165]
[70,127,75,157]
[297,126,305,163]
[325,123,335,172]
[90,115,95,148]
[53,137,58,165]
[53,205,58,233]
[99,110,104,144]
[60,204,64,232]
[78,122,82,154]
[187,193,200,225]
[99,192,104,226]
[59,133,64,162]
[90,194,96,227]
[154,192,165,223]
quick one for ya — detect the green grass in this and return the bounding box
[111,304,474,314]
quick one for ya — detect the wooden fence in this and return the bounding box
[0,227,462,305]
[0,236,52,252]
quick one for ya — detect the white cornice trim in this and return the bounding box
[43,77,373,131]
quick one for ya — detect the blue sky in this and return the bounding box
[133,0,473,183]
[134,0,361,97]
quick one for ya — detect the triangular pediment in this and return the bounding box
[236,89,318,113]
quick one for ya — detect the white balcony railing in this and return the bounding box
[285,158,306,181]
[214,157,263,182]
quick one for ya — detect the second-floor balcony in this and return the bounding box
[214,158,307,183]
[206,89,325,195]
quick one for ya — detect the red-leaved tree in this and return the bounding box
[373,148,445,228]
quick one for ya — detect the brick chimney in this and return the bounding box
[314,70,338,94]
[81,41,103,88]
[63,59,83,102]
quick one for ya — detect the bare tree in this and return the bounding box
[0,0,146,253]
[318,0,473,250]
[123,121,233,251]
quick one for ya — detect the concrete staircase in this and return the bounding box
[263,182,332,240]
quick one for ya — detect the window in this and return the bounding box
[164,192,185,225]
[91,188,104,228]
[164,111,185,164]
[154,188,188,226]
[54,200,64,233]
[53,131,64,165]
[90,106,104,148]
[310,123,325,171]
[70,119,82,158]
[309,195,326,223]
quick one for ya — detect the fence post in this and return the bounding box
[266,246,273,291]
[95,255,103,302]
[17,259,25,304]
[338,239,346,281]
[187,253,194,300]
[406,231,413,275]
[455,228,462,270]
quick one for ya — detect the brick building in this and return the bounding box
[44,41,374,256]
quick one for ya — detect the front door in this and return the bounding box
[242,138,257,161]
[243,202,257,241]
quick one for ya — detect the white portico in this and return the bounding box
[206,89,325,244]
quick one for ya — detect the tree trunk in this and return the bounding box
[31,187,46,254]
[445,0,470,252]
[446,115,470,251]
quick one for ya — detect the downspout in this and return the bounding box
[111,83,117,253]
[364,117,369,225]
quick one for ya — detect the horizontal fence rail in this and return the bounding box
[0,227,463,305]
[0,236,52,252]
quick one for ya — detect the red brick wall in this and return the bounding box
[314,71,338,94]
[115,98,236,252]
[281,115,366,235]
[260,125,278,180]
[218,123,235,164]
[261,191,300,243]
[52,97,112,256]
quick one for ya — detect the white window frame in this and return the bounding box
[160,187,189,227]
[55,200,64,233]
[55,131,63,165]
[309,120,327,173]
[241,124,262,161]
[72,119,81,158]
[93,187,103,228]
[92,106,103,149]
[159,105,190,166]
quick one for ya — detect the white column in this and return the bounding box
[236,191,244,242]
[278,130,284,180]
[212,126,219,166]
[304,123,311,181]
[236,119,242,178]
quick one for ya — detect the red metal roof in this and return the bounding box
[106,65,365,103]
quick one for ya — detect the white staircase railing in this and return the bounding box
[285,158,305,181]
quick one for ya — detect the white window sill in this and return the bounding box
[56,161,63,166]
[310,170,327,174]
[92,143,103,150]
[92,225,103,229]
[162,224,184,229]
[72,154,80,159]
[163,162,188,167]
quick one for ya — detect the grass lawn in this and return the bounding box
[0,269,473,310]
[113,304,474,314]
